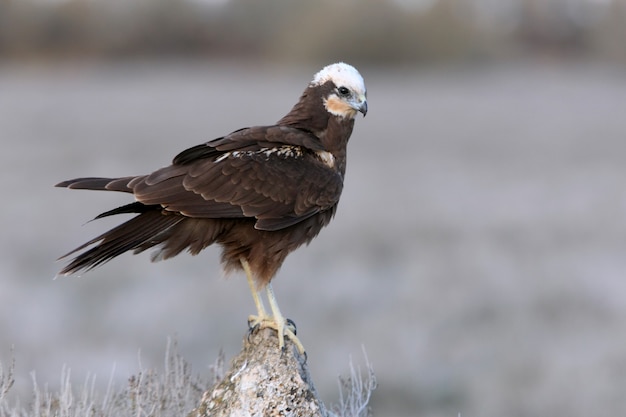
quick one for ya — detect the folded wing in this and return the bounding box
[130,126,343,231]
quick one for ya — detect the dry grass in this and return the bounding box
[0,340,208,417]
[0,341,375,417]
[330,348,377,417]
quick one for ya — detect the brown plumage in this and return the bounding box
[56,63,367,351]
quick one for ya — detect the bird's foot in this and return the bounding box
[240,259,306,355]
[247,314,305,355]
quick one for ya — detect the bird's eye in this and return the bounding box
[337,86,350,96]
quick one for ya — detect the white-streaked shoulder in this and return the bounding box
[311,62,365,94]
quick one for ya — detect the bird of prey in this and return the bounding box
[56,62,367,353]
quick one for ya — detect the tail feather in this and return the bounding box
[58,211,183,275]
[57,175,230,275]
[94,202,160,220]
[56,176,138,193]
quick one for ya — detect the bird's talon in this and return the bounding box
[247,318,259,332]
[286,318,297,335]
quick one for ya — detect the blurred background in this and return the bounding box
[2,0,626,416]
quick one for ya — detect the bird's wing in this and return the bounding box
[130,126,343,231]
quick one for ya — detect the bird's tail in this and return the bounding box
[56,175,230,276]
[57,210,184,276]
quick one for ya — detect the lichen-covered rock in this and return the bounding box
[190,327,328,417]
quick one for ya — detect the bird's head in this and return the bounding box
[311,62,367,119]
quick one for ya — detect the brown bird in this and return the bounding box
[56,62,367,353]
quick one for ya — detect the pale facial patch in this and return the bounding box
[323,95,359,119]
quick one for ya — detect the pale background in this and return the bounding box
[2,1,626,416]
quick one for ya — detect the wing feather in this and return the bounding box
[130,126,343,231]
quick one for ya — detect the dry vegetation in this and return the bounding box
[1,0,626,64]
[0,340,375,417]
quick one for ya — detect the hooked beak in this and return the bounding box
[356,99,368,117]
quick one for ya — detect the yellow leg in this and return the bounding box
[240,258,268,319]
[266,283,305,354]
[239,258,305,354]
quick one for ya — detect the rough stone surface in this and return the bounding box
[190,327,328,417]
